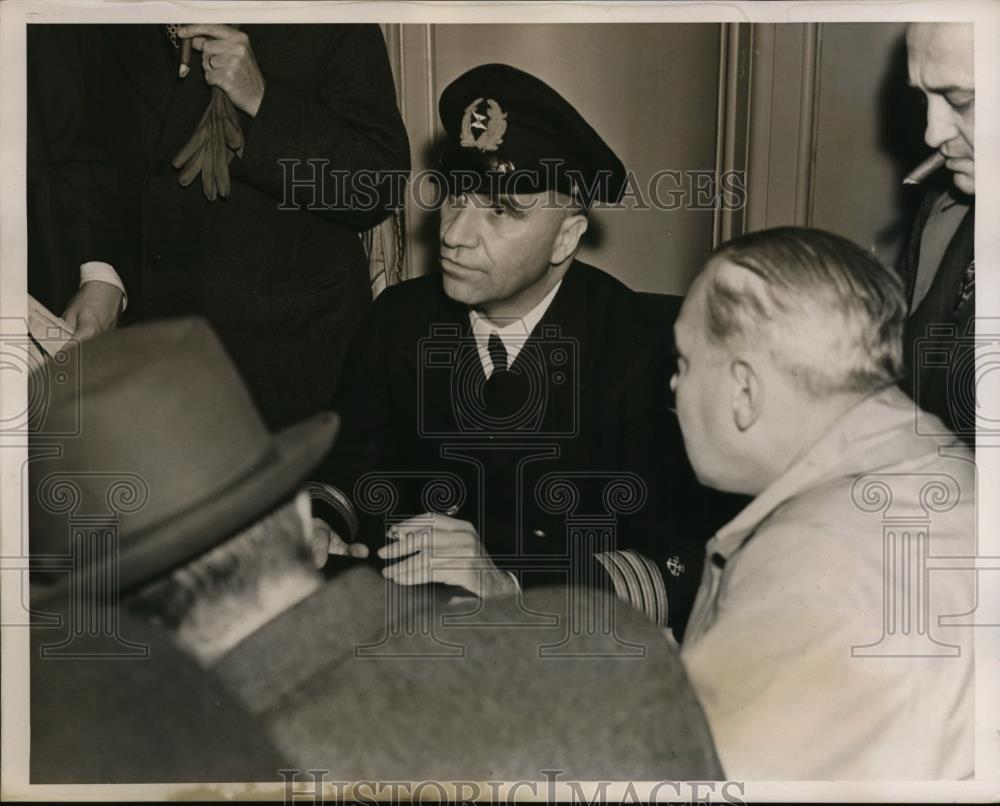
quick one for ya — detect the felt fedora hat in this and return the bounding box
[29,318,338,602]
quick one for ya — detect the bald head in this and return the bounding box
[907,23,975,194]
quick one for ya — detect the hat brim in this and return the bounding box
[31,411,340,605]
[437,146,573,198]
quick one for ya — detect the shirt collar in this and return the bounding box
[469,280,562,373]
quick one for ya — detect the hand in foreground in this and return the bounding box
[179,24,265,117]
[310,518,369,569]
[62,280,122,341]
[377,513,518,599]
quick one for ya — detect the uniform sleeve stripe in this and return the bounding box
[619,550,658,622]
[613,552,650,617]
[619,550,668,627]
[595,550,647,618]
[594,551,629,599]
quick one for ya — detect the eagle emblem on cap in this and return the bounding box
[460,97,507,152]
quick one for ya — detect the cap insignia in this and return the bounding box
[460,97,507,153]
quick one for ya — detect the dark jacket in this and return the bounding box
[899,188,975,446]
[317,261,727,635]
[27,25,129,315]
[62,24,410,428]
[214,565,724,781]
[30,604,287,783]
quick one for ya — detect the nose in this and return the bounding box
[440,203,478,250]
[669,373,678,394]
[924,95,960,152]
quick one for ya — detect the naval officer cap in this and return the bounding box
[438,63,627,205]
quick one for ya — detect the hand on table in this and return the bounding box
[179,24,265,117]
[377,512,519,599]
[62,280,122,341]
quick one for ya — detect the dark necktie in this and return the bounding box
[488,332,508,376]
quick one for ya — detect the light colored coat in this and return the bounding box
[681,387,975,780]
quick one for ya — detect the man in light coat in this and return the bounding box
[673,226,975,779]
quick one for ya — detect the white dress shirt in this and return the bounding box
[468,280,562,377]
[80,261,128,311]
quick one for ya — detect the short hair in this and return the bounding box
[127,496,311,634]
[704,226,906,397]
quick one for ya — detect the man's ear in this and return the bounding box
[551,213,588,265]
[731,359,761,432]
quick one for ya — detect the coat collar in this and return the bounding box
[710,386,954,559]
[403,260,593,375]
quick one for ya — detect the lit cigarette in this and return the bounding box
[178,37,192,79]
[903,152,947,185]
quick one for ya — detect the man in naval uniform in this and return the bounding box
[315,64,712,636]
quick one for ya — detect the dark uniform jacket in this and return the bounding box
[33,24,410,429]
[317,260,728,635]
[899,188,975,446]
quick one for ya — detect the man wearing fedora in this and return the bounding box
[315,64,715,636]
[28,317,339,782]
[28,319,723,783]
